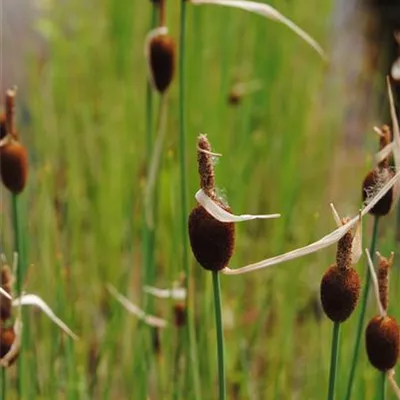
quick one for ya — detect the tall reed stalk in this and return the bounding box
[345,217,380,400]
[327,322,341,400]
[212,271,226,400]
[178,2,201,398]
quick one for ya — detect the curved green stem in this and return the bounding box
[328,322,341,400]
[345,216,380,400]
[212,271,226,400]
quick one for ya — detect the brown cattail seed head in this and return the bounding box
[0,326,18,366]
[320,265,361,322]
[0,266,13,322]
[197,134,216,199]
[173,303,186,328]
[188,204,235,272]
[0,139,28,193]
[149,34,175,93]
[365,316,400,371]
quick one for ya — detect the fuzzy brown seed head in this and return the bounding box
[0,266,13,322]
[173,303,186,328]
[377,253,393,312]
[365,315,399,371]
[149,34,175,93]
[0,325,18,366]
[0,139,28,193]
[362,168,394,216]
[320,265,361,322]
[197,134,216,199]
[228,90,241,106]
[188,204,235,272]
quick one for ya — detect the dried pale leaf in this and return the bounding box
[0,288,12,300]
[195,189,281,222]
[190,0,326,59]
[143,285,187,301]
[107,285,168,328]
[12,294,78,340]
[375,142,395,165]
[330,203,342,227]
[351,215,362,264]
[387,77,400,171]
[223,169,400,275]
[365,249,385,317]
[388,369,400,400]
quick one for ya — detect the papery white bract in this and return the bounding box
[222,169,400,275]
[143,285,187,301]
[195,189,281,222]
[107,284,168,328]
[190,0,326,59]
[12,294,78,340]
[365,249,386,318]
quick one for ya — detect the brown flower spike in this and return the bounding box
[0,89,28,194]
[320,213,361,323]
[188,135,235,272]
[365,252,400,371]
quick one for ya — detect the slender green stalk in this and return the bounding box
[327,322,341,400]
[11,194,24,396]
[212,271,226,400]
[1,369,6,399]
[345,216,380,400]
[379,372,386,400]
[178,1,201,399]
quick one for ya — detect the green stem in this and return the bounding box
[328,322,341,400]
[178,1,201,399]
[212,271,226,400]
[11,194,24,396]
[1,370,6,400]
[345,216,380,400]
[379,372,386,400]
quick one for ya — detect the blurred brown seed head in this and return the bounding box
[149,34,175,93]
[362,169,395,216]
[0,139,28,194]
[366,315,399,371]
[188,204,235,272]
[0,326,18,365]
[377,253,394,312]
[320,265,361,322]
[0,113,6,141]
[362,125,395,216]
[0,266,13,322]
[173,303,186,328]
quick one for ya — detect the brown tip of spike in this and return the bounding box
[320,265,361,322]
[0,140,28,194]
[173,303,186,328]
[0,114,6,141]
[149,34,175,93]
[366,316,400,371]
[188,204,235,272]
